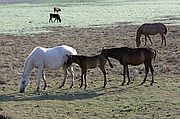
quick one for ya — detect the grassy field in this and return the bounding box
[0,76,179,119]
[0,24,180,119]
[0,0,180,34]
[0,0,180,119]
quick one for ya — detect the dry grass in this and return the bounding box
[0,24,180,119]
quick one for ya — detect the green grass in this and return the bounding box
[0,0,180,34]
[0,76,179,119]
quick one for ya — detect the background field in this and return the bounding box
[0,0,180,119]
[0,0,180,34]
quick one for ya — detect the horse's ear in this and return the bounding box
[66,54,73,59]
[66,54,70,58]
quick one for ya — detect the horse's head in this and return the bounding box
[66,55,74,67]
[19,75,30,93]
[100,49,108,56]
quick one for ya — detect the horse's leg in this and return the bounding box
[121,65,127,86]
[147,35,153,45]
[126,66,131,85]
[80,70,84,88]
[164,35,166,47]
[141,64,149,85]
[59,65,68,88]
[160,33,166,47]
[36,66,44,93]
[149,64,154,86]
[42,70,47,90]
[84,71,87,89]
[144,35,148,46]
[99,66,107,88]
[68,66,75,88]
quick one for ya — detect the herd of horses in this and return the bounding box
[20,11,168,93]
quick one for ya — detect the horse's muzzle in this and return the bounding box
[19,88,25,93]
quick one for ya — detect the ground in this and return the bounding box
[0,24,180,119]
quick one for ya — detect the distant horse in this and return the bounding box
[136,23,167,47]
[19,45,77,93]
[54,6,61,13]
[66,54,113,89]
[101,47,156,86]
[49,13,61,23]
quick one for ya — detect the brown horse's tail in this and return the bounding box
[106,56,113,68]
[164,25,167,35]
[153,49,157,61]
[146,47,156,61]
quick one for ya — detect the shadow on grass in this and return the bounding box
[0,88,106,102]
[0,84,141,102]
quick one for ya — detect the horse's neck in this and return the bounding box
[22,58,33,77]
[136,29,142,39]
[73,58,82,65]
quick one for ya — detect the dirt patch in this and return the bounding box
[0,24,179,88]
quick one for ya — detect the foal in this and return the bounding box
[101,47,156,86]
[66,54,113,89]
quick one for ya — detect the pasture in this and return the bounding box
[0,0,180,119]
[0,25,180,119]
[0,0,180,34]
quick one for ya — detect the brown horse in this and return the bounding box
[66,54,113,89]
[136,23,167,47]
[101,47,156,86]
[54,7,61,13]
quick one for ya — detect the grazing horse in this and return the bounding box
[19,45,77,93]
[49,13,61,23]
[101,47,156,86]
[136,23,167,47]
[54,6,61,13]
[66,54,113,89]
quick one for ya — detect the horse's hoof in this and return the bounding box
[79,85,83,88]
[121,83,125,86]
[69,85,73,89]
[59,85,63,89]
[84,85,87,90]
[43,87,46,90]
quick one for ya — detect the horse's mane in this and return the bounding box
[22,47,38,76]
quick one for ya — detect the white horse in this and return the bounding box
[19,45,77,93]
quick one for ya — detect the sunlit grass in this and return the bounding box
[0,0,180,34]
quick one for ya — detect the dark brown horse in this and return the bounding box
[49,13,61,23]
[101,47,156,86]
[136,23,167,47]
[66,54,113,89]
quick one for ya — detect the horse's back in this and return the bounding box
[122,47,154,65]
[141,23,167,35]
[30,45,77,69]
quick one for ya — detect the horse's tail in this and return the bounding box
[153,49,157,61]
[164,25,167,35]
[146,46,156,61]
[161,23,167,35]
[105,56,113,68]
